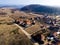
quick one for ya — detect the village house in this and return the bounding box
[34,15,44,20]
[43,16,56,25]
[15,17,36,28]
[48,26,59,32]
[34,17,40,21]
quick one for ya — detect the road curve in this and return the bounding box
[14,24,39,45]
[14,24,31,39]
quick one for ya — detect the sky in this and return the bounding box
[0,0,60,6]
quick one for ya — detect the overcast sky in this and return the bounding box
[0,0,60,6]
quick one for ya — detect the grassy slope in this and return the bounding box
[0,16,33,45]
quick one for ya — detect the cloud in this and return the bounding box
[0,0,60,6]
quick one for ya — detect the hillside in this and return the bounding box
[0,16,33,45]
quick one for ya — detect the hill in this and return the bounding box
[0,5,24,9]
[20,4,60,15]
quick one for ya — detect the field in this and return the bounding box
[0,24,33,45]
